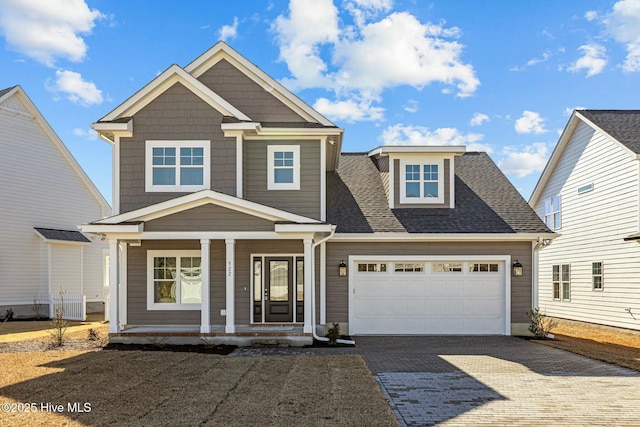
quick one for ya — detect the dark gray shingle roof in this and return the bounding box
[34,228,90,243]
[327,152,550,234]
[579,110,640,154]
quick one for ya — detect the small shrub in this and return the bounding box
[4,308,14,321]
[49,289,68,347]
[32,293,43,320]
[87,328,100,341]
[326,322,340,346]
[527,307,558,339]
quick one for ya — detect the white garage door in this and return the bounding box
[351,259,507,335]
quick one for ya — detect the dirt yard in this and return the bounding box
[0,349,398,427]
[536,319,640,372]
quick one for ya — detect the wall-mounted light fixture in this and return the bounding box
[339,260,347,277]
[512,260,523,277]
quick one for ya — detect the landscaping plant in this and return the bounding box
[49,289,68,347]
[527,307,558,339]
[326,322,340,345]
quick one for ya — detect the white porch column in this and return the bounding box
[200,239,211,333]
[108,239,120,333]
[225,239,235,333]
[303,238,313,333]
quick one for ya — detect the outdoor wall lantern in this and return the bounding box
[512,260,523,277]
[339,260,347,277]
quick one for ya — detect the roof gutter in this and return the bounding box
[311,226,355,346]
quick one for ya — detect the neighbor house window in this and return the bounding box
[552,264,570,301]
[145,140,210,192]
[268,145,300,190]
[544,195,562,230]
[147,250,202,310]
[399,159,444,204]
[592,262,603,290]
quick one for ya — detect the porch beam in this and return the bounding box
[225,239,235,333]
[303,239,313,333]
[200,239,211,333]
[108,239,120,333]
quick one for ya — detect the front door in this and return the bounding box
[265,257,294,322]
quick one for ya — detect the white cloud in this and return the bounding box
[403,99,418,113]
[568,43,607,77]
[470,112,489,127]
[380,124,491,152]
[585,11,598,22]
[515,111,547,134]
[498,143,549,178]
[73,127,97,140]
[48,70,103,106]
[314,96,384,122]
[0,0,103,66]
[272,0,479,122]
[603,0,640,72]
[563,106,587,116]
[219,17,239,41]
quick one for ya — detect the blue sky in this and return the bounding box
[2,0,640,203]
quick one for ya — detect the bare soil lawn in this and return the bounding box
[535,320,640,372]
[0,315,107,344]
[0,349,398,426]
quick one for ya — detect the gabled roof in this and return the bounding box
[0,86,111,214]
[93,189,322,225]
[98,64,251,123]
[328,152,550,234]
[185,41,335,127]
[529,110,640,207]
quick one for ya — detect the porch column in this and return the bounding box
[303,239,313,333]
[108,239,120,333]
[225,239,235,333]
[200,239,211,333]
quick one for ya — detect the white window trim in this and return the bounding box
[592,261,604,291]
[552,263,571,301]
[145,140,211,192]
[147,250,202,310]
[267,145,300,190]
[399,158,445,204]
[544,195,562,230]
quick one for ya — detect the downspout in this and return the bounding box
[311,226,355,345]
[532,237,552,310]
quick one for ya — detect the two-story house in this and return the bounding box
[0,85,110,319]
[530,110,640,332]
[83,42,554,345]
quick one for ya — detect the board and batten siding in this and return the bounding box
[535,120,640,331]
[325,241,533,325]
[0,93,108,313]
[243,140,321,220]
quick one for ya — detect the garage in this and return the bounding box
[350,257,510,335]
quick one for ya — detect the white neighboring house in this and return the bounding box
[0,86,111,319]
[530,110,640,331]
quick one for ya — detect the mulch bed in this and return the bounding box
[103,342,237,355]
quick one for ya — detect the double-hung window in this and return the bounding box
[544,195,562,230]
[146,141,210,192]
[592,262,603,290]
[399,159,444,204]
[267,145,300,190]
[147,250,202,310]
[552,264,570,301]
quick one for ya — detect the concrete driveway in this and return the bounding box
[355,336,640,426]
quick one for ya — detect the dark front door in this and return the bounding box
[265,257,293,322]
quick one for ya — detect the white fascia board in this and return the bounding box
[92,120,133,137]
[368,145,466,157]
[101,65,250,122]
[275,223,334,233]
[81,223,144,234]
[100,231,317,241]
[94,189,321,225]
[226,126,344,140]
[331,233,558,242]
[184,41,335,126]
[221,122,261,132]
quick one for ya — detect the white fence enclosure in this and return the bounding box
[49,293,86,321]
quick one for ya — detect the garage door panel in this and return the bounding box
[352,259,506,335]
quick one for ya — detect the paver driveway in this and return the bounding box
[355,336,640,426]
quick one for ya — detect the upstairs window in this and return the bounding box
[399,159,444,204]
[268,145,300,190]
[544,195,562,230]
[146,141,210,192]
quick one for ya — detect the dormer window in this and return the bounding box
[399,159,444,204]
[145,140,210,192]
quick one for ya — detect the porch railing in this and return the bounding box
[49,293,86,321]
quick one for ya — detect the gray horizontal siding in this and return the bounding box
[119,82,236,213]
[144,204,275,232]
[244,140,321,219]
[197,59,306,123]
[326,241,532,324]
